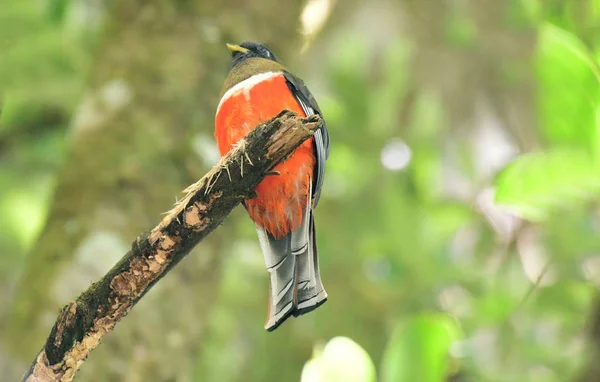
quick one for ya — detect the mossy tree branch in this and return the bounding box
[22,110,321,382]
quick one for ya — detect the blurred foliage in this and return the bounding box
[301,337,376,382]
[2,0,600,381]
[380,315,462,382]
[0,0,98,280]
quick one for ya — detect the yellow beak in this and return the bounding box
[226,43,249,54]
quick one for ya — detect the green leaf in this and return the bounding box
[494,149,600,220]
[301,337,376,382]
[48,0,69,23]
[380,314,461,382]
[537,23,600,149]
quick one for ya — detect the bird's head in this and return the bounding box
[226,41,279,69]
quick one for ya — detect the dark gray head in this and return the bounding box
[226,41,279,69]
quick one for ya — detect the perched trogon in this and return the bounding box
[214,42,330,331]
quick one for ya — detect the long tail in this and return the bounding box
[255,195,327,331]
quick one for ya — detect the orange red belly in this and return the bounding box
[214,73,315,239]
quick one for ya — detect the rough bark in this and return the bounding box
[22,111,321,382]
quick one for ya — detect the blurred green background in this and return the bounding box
[1,0,600,381]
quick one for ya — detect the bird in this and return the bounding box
[214,41,330,331]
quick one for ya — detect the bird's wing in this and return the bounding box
[283,71,330,207]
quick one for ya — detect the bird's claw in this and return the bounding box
[239,190,258,199]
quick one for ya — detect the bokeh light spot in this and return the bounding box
[380,139,412,171]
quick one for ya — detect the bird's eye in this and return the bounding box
[259,48,271,58]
